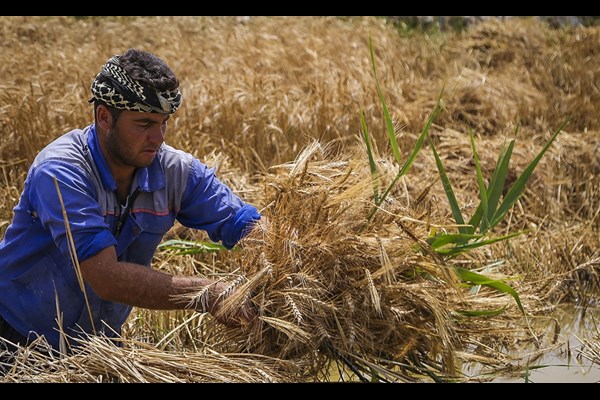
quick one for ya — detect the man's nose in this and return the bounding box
[148,125,165,143]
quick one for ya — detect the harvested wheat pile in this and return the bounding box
[1,16,599,382]
[1,334,299,383]
[180,142,560,382]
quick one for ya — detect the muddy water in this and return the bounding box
[492,304,600,383]
[329,304,599,382]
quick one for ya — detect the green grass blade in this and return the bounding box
[455,266,525,314]
[483,139,515,233]
[361,109,380,204]
[488,136,509,188]
[469,128,489,234]
[371,92,444,209]
[373,91,444,210]
[158,239,228,254]
[434,231,523,256]
[427,232,483,249]
[363,37,443,226]
[467,202,486,236]
[490,118,569,228]
[431,139,467,233]
[369,35,401,164]
[398,88,445,177]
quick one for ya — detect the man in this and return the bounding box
[0,49,260,362]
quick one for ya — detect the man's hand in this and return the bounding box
[206,281,257,328]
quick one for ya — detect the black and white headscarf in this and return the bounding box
[90,56,182,114]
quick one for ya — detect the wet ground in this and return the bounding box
[493,304,600,383]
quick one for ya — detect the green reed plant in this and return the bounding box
[360,35,443,230]
[360,37,567,316]
[429,120,568,314]
[428,120,569,257]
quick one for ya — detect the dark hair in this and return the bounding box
[93,49,179,125]
[117,48,179,92]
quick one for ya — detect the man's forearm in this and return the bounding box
[80,246,215,310]
[91,260,212,310]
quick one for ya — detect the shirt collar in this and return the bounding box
[87,124,166,193]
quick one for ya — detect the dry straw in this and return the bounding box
[1,334,299,383]
[0,16,599,382]
[183,142,555,382]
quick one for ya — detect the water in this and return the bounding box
[492,304,600,383]
[329,303,600,382]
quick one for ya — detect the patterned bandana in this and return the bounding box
[90,55,182,114]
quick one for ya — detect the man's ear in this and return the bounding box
[96,104,113,130]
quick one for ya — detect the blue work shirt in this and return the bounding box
[0,124,260,350]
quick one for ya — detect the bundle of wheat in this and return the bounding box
[181,142,552,382]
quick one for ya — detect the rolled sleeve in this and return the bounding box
[28,161,117,262]
[177,159,261,248]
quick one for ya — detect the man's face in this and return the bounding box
[106,110,170,169]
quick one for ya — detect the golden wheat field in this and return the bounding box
[0,16,599,382]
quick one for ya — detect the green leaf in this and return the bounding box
[434,231,523,257]
[427,232,483,249]
[431,139,467,233]
[369,35,401,165]
[455,267,525,315]
[490,118,569,228]
[468,128,489,234]
[158,239,228,254]
[467,202,485,236]
[362,38,443,229]
[360,109,380,204]
[374,93,444,211]
[397,88,444,177]
[483,139,515,234]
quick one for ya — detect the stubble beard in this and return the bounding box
[108,124,156,169]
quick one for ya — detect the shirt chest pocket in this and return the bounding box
[116,212,175,266]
